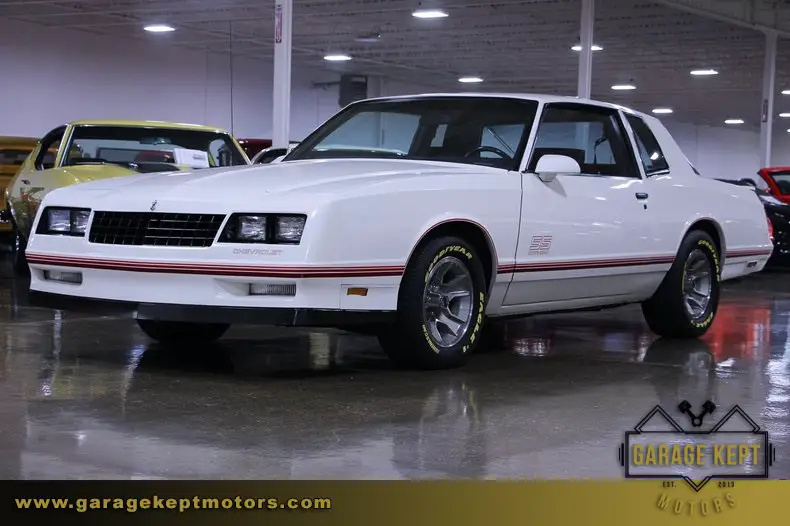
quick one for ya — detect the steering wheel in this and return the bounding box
[464,146,512,160]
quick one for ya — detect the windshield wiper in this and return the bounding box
[483,127,515,156]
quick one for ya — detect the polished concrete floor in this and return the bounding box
[1,253,789,480]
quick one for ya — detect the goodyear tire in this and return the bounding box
[642,230,720,338]
[136,319,230,347]
[379,235,487,370]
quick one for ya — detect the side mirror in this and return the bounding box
[532,154,581,183]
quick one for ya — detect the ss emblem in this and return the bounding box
[528,235,552,256]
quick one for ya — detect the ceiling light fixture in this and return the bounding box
[143,24,175,33]
[780,113,790,118]
[323,54,352,61]
[571,44,603,51]
[725,119,744,125]
[652,108,673,114]
[412,9,449,18]
[611,84,636,91]
[783,90,790,95]
[458,76,483,83]
[690,69,718,76]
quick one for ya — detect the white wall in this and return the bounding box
[0,18,344,141]
[1,17,788,177]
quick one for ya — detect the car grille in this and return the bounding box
[89,212,226,247]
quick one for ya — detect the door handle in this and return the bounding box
[635,192,649,200]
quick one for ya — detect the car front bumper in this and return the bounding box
[27,290,395,327]
[26,251,402,326]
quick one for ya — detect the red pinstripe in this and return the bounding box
[26,253,405,278]
[27,247,773,279]
[496,255,676,274]
[725,249,774,258]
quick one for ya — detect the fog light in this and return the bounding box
[249,283,296,296]
[43,270,83,284]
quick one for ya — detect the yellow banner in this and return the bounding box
[4,480,789,524]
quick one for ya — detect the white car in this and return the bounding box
[25,93,773,369]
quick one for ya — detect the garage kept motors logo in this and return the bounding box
[619,401,777,492]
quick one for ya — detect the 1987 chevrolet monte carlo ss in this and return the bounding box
[25,94,773,369]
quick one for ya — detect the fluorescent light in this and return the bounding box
[412,9,448,18]
[783,90,790,95]
[725,119,744,124]
[458,76,483,83]
[652,108,673,114]
[780,113,790,118]
[323,54,352,61]
[571,44,603,51]
[143,24,175,33]
[611,84,636,91]
[690,69,718,76]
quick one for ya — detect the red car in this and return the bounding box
[757,166,790,203]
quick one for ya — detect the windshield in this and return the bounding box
[285,97,540,170]
[64,126,247,169]
[767,171,790,194]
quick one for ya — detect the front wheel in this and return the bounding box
[642,230,720,338]
[136,319,230,347]
[379,235,488,370]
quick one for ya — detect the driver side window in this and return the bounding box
[35,126,66,170]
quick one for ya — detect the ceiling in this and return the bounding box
[4,0,790,128]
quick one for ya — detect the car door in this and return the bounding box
[502,102,659,309]
[621,112,689,259]
[8,125,68,237]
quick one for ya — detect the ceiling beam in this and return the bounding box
[660,0,788,37]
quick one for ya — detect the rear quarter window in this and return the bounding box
[625,115,670,175]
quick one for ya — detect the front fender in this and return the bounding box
[298,177,521,268]
[8,165,141,238]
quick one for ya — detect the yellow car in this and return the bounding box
[0,137,43,241]
[5,120,249,274]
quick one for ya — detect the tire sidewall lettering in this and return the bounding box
[687,238,719,329]
[696,238,721,281]
[422,244,483,354]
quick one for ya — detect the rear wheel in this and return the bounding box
[379,235,487,370]
[642,230,720,338]
[136,319,230,347]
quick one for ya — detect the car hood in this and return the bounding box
[49,159,496,203]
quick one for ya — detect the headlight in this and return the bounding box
[275,215,306,243]
[220,213,306,244]
[36,207,92,237]
[238,215,267,241]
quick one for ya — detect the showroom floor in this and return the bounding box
[1,253,788,480]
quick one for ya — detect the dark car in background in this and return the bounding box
[251,142,299,164]
[719,178,788,268]
[237,138,272,159]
